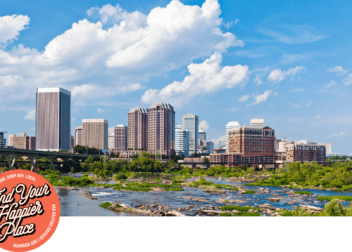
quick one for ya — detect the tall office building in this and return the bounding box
[36,88,71,151]
[199,130,206,142]
[182,114,199,155]
[82,119,108,150]
[9,133,36,150]
[317,143,331,155]
[74,126,83,146]
[0,132,6,147]
[148,103,175,155]
[128,108,148,150]
[175,125,189,157]
[108,135,114,150]
[226,121,240,153]
[114,125,127,152]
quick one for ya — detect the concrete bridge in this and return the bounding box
[0,148,92,172]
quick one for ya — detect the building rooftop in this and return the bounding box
[82,119,108,123]
[150,103,174,110]
[37,87,71,96]
[129,107,148,113]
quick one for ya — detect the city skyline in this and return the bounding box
[0,0,351,154]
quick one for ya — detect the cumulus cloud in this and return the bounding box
[267,66,304,83]
[344,74,352,86]
[24,108,35,120]
[238,95,250,102]
[327,66,348,75]
[0,15,30,44]
[199,121,209,131]
[223,19,239,29]
[253,75,263,85]
[211,135,226,148]
[325,80,337,88]
[141,53,249,106]
[0,0,244,110]
[251,90,273,105]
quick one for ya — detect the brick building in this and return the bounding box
[8,132,36,150]
[286,143,326,163]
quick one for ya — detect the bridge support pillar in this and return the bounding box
[29,155,38,172]
[4,154,12,170]
[48,156,55,171]
[11,154,17,169]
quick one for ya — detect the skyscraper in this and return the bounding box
[128,108,148,150]
[148,103,175,155]
[114,125,127,152]
[0,132,6,147]
[182,114,199,155]
[226,121,240,153]
[82,119,108,150]
[74,126,83,146]
[199,130,206,142]
[175,125,189,157]
[36,88,71,151]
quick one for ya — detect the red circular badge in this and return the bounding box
[0,170,60,252]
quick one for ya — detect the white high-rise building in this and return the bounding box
[175,125,189,157]
[182,114,199,155]
[318,143,332,154]
[225,121,240,153]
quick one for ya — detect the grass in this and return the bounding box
[100,202,112,209]
[214,184,239,190]
[317,196,352,202]
[220,212,260,216]
[242,190,256,194]
[221,205,260,212]
[294,191,313,195]
[108,181,183,192]
[189,177,214,187]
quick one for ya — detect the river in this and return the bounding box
[56,177,352,216]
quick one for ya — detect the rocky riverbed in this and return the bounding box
[57,176,352,217]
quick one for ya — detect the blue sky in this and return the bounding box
[0,0,351,154]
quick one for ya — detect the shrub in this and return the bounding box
[100,202,112,209]
[320,199,346,216]
[231,212,260,216]
[317,196,352,202]
[242,190,256,194]
[115,174,127,180]
[221,205,260,212]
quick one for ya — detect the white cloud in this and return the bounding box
[252,90,272,105]
[224,19,239,29]
[0,15,30,45]
[229,107,239,112]
[238,95,250,102]
[141,53,249,106]
[344,74,352,86]
[211,135,226,148]
[294,88,304,92]
[199,121,209,131]
[259,24,326,44]
[24,108,35,120]
[253,75,263,85]
[327,66,348,75]
[328,131,346,138]
[290,101,312,109]
[325,80,337,88]
[97,108,106,113]
[0,0,244,109]
[313,115,321,119]
[267,66,304,83]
